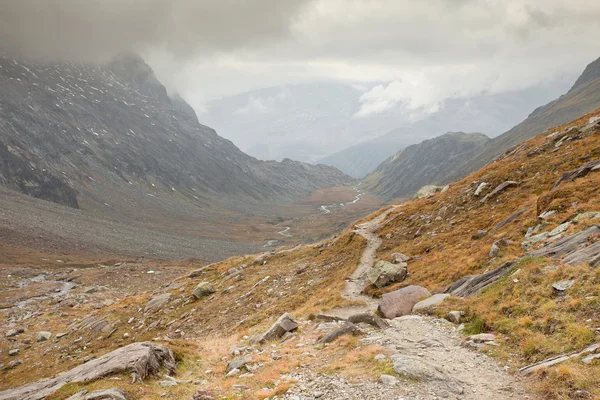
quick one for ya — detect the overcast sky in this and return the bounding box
[2,0,600,116]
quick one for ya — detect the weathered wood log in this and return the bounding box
[0,342,175,400]
[446,262,515,297]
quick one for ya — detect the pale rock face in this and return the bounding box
[378,285,431,319]
[367,260,408,288]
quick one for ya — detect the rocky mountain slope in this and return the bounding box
[442,55,600,184]
[362,132,490,200]
[316,81,570,178]
[2,107,599,400]
[0,53,352,211]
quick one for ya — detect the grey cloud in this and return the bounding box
[0,0,311,61]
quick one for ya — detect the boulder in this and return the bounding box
[0,342,175,400]
[391,252,410,263]
[250,313,298,344]
[192,282,215,299]
[391,354,462,393]
[378,285,431,319]
[415,185,443,199]
[36,331,52,342]
[347,313,390,329]
[367,260,408,288]
[66,389,128,400]
[446,311,464,324]
[474,182,488,196]
[380,374,399,386]
[489,242,500,258]
[318,322,363,343]
[412,294,450,313]
[552,280,574,293]
[468,333,496,343]
[6,328,24,338]
[480,181,519,203]
[144,293,171,313]
[226,357,250,373]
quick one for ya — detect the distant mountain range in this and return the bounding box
[201,78,571,178]
[362,132,490,199]
[0,53,352,212]
[363,55,600,200]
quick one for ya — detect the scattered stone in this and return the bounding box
[468,333,496,343]
[549,222,571,237]
[446,262,514,297]
[391,354,462,393]
[144,293,171,313]
[4,360,21,371]
[446,311,464,324]
[391,252,411,263]
[380,374,399,386]
[0,342,176,400]
[226,357,250,373]
[347,313,390,330]
[367,260,408,288]
[192,282,215,299]
[415,185,443,199]
[538,210,555,220]
[8,349,20,356]
[552,280,575,293]
[6,328,24,338]
[250,313,298,344]
[378,285,431,319]
[573,212,600,223]
[192,390,216,400]
[412,294,450,313]
[474,182,488,196]
[374,354,387,361]
[56,332,68,339]
[318,321,363,343]
[489,242,500,258]
[226,368,240,377]
[552,159,600,190]
[481,181,519,203]
[37,331,52,342]
[520,344,600,375]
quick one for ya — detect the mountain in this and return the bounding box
[0,53,352,212]
[201,80,569,170]
[3,106,599,400]
[362,132,490,200]
[317,82,572,178]
[442,56,600,184]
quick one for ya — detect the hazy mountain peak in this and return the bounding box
[569,56,600,93]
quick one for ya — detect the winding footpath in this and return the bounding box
[302,205,533,400]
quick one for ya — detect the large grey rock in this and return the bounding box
[415,185,443,199]
[250,313,298,344]
[367,260,407,288]
[380,374,399,386]
[391,252,411,263]
[144,293,171,313]
[192,282,215,299]
[66,389,128,400]
[530,225,600,267]
[552,280,574,292]
[446,262,514,297]
[391,354,462,393]
[378,285,431,319]
[226,356,250,373]
[0,342,175,400]
[318,322,363,343]
[36,331,51,342]
[412,294,450,313]
[480,181,519,203]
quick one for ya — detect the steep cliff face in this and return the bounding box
[363,132,490,200]
[0,53,352,210]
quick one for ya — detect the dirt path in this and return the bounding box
[291,205,534,400]
[328,206,400,317]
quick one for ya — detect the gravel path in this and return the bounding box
[290,205,534,400]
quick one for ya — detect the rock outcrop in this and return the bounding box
[0,342,175,400]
